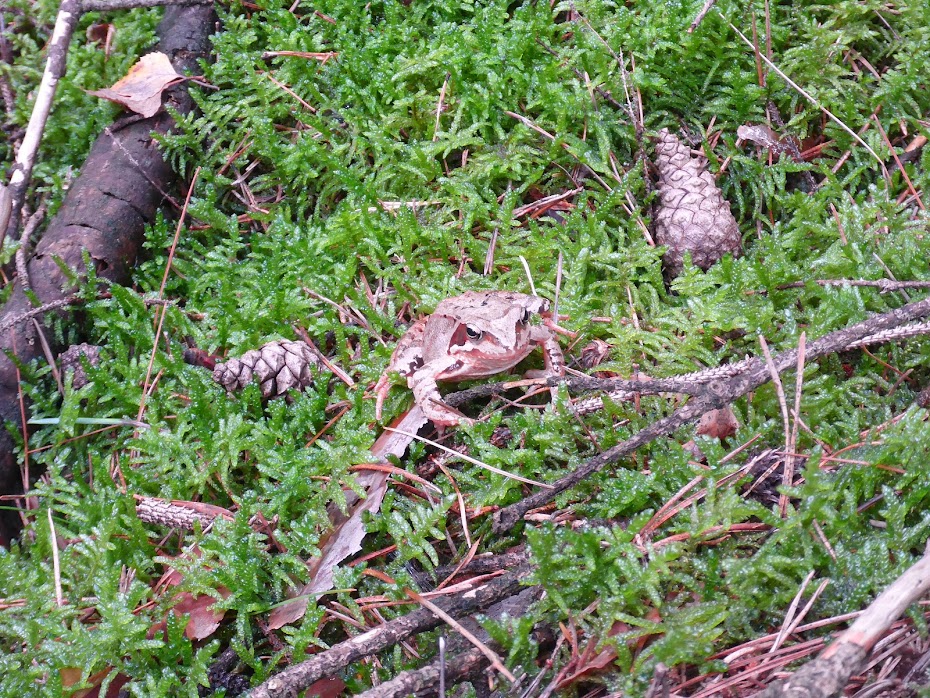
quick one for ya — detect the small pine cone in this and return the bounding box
[653,128,741,276]
[213,340,321,399]
[59,343,101,389]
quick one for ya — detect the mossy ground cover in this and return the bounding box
[3,0,930,694]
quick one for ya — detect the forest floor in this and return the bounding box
[3,0,930,696]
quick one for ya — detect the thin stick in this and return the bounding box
[2,0,80,247]
[48,509,64,606]
[264,72,317,113]
[493,294,930,533]
[0,296,80,334]
[872,115,925,210]
[770,570,815,654]
[518,255,538,297]
[250,566,532,698]
[784,333,806,516]
[433,73,449,142]
[575,14,638,134]
[688,0,719,33]
[751,546,930,698]
[136,168,200,422]
[406,589,516,683]
[759,335,793,515]
[385,427,552,489]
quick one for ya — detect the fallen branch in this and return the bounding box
[0,5,217,543]
[353,587,542,698]
[353,643,489,698]
[2,0,216,246]
[492,294,930,533]
[445,315,930,418]
[249,564,534,698]
[752,544,930,698]
[81,0,212,11]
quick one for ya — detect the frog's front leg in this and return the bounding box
[374,320,427,420]
[408,356,473,427]
[528,326,565,404]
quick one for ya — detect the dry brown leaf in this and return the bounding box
[696,406,740,440]
[158,566,231,640]
[88,52,184,118]
[61,667,129,698]
[268,406,428,628]
[173,588,231,640]
[306,678,347,698]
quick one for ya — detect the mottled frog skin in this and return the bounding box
[374,291,565,426]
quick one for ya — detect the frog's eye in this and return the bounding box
[465,325,483,340]
[519,308,531,325]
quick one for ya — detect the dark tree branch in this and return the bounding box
[0,4,217,543]
[80,0,212,12]
[249,565,534,698]
[492,295,930,533]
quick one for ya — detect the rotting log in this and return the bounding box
[0,5,217,544]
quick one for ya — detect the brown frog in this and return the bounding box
[374,291,565,426]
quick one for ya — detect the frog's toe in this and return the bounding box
[422,400,471,428]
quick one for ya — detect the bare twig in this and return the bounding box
[2,0,81,247]
[493,294,930,533]
[353,643,490,698]
[534,38,624,110]
[14,202,47,294]
[775,278,930,293]
[752,545,930,697]
[689,0,719,33]
[433,72,449,142]
[250,565,534,698]
[574,13,638,135]
[48,508,63,606]
[80,0,211,11]
[137,168,200,423]
[0,296,81,334]
[448,312,930,421]
[406,589,516,683]
[1,0,212,250]
[784,333,806,516]
[134,494,234,529]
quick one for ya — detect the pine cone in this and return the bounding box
[213,340,321,399]
[59,343,101,389]
[653,128,741,276]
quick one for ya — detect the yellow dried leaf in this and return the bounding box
[88,52,183,118]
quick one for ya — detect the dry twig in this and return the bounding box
[2,0,80,246]
[492,294,930,533]
[752,545,930,697]
[250,565,534,698]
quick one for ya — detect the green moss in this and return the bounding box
[4,0,930,692]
